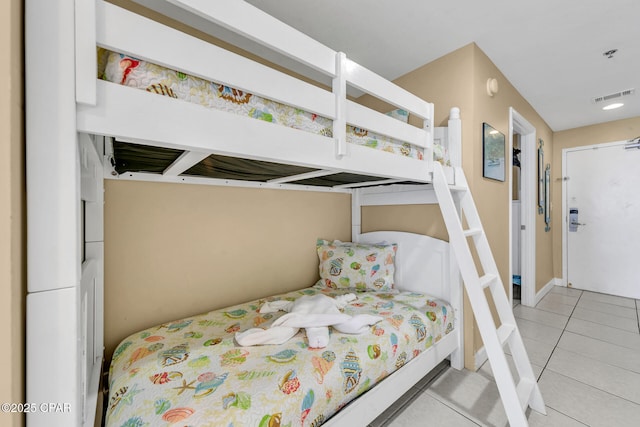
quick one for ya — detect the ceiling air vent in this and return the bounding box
[592,88,635,104]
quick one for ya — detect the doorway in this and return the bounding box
[563,140,640,299]
[509,108,536,307]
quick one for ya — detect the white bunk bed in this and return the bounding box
[26,1,465,426]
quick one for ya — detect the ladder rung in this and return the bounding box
[516,378,535,410]
[463,227,482,237]
[433,163,545,425]
[479,273,498,289]
[497,323,516,347]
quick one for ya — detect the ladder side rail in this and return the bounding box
[432,164,528,426]
[457,178,519,327]
[453,168,541,394]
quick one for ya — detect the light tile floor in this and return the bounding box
[371,286,640,427]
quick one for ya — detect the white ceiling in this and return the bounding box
[244,0,640,132]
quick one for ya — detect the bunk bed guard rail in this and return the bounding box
[75,0,435,173]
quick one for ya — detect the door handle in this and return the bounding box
[570,221,586,226]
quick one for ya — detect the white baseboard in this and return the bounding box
[474,346,487,370]
[534,278,558,306]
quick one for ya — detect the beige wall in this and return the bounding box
[0,0,25,426]
[104,180,351,359]
[471,45,555,295]
[552,116,640,278]
[359,44,555,367]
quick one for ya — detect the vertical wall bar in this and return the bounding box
[448,107,462,168]
[333,52,347,158]
[422,102,435,167]
[351,188,362,241]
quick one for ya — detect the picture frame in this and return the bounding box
[482,123,505,181]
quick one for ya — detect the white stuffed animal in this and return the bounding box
[235,293,382,348]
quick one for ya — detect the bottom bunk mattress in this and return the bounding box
[106,283,454,427]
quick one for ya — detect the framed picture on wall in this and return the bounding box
[482,123,505,181]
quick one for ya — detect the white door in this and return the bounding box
[565,140,640,299]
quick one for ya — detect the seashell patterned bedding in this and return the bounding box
[105,282,454,426]
[98,49,426,161]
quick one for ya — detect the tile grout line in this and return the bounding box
[524,291,637,348]
[422,389,484,426]
[507,290,583,423]
[535,290,583,382]
[561,317,640,350]
[543,367,640,409]
[414,365,484,426]
[574,300,640,319]
[531,290,595,425]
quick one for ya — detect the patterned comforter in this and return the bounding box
[106,284,454,427]
[98,49,424,161]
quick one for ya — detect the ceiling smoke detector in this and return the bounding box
[603,49,618,59]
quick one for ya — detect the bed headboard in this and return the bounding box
[357,231,452,302]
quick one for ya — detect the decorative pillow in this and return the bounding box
[316,239,397,291]
[385,108,409,123]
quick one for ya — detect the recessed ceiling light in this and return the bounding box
[603,103,624,110]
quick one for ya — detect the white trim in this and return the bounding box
[97,2,336,119]
[267,169,338,184]
[78,82,435,184]
[333,52,348,158]
[324,332,458,426]
[534,278,558,306]
[26,0,79,293]
[344,58,433,120]
[448,107,462,168]
[163,151,210,176]
[74,0,96,105]
[163,0,337,76]
[509,108,536,307]
[448,242,464,371]
[358,184,438,205]
[347,100,428,148]
[475,346,488,370]
[333,178,402,190]
[109,171,353,194]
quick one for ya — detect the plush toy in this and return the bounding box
[235,293,382,348]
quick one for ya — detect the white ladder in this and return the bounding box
[433,163,546,426]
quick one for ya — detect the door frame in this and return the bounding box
[509,108,536,307]
[561,139,629,289]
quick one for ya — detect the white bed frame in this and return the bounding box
[325,230,462,427]
[26,1,463,426]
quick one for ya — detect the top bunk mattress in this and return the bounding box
[106,282,454,426]
[99,49,425,161]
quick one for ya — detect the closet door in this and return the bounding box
[565,141,640,299]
